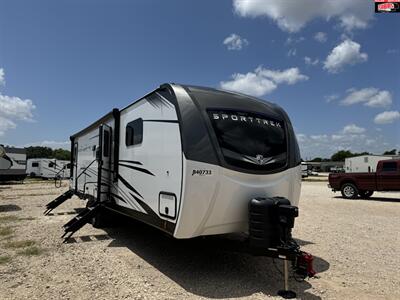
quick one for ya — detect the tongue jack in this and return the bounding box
[249,197,317,299]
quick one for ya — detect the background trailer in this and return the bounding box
[345,155,399,173]
[27,158,70,179]
[0,146,27,182]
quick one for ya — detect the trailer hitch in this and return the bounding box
[248,197,317,299]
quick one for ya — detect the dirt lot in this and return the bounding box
[0,180,399,300]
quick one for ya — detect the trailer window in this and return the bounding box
[382,162,397,172]
[126,118,143,146]
[208,110,287,171]
[32,162,39,167]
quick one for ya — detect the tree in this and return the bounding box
[26,146,70,160]
[383,149,396,155]
[26,146,53,159]
[310,157,323,162]
[331,150,354,162]
[53,148,71,160]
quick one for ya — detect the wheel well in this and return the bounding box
[340,180,357,189]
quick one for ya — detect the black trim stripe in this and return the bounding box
[117,174,143,198]
[118,160,142,166]
[143,120,179,124]
[118,163,155,176]
[115,187,142,211]
[110,192,127,203]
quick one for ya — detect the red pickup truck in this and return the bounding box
[328,159,400,199]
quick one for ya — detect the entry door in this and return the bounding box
[73,142,78,190]
[98,124,112,202]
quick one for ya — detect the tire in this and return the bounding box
[85,199,107,228]
[91,208,107,228]
[341,183,358,199]
[359,190,374,199]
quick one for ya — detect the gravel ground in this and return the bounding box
[0,180,399,300]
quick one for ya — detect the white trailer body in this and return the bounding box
[0,147,27,181]
[27,158,70,179]
[67,84,302,239]
[345,155,395,173]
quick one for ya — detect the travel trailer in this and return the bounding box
[0,146,27,182]
[27,158,70,179]
[345,155,398,173]
[46,84,314,295]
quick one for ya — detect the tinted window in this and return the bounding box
[382,162,397,172]
[32,162,39,167]
[208,110,287,171]
[49,162,54,168]
[126,118,143,146]
[103,130,110,157]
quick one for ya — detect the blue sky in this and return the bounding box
[0,0,399,159]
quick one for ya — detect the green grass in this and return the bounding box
[0,255,12,264]
[4,240,36,249]
[17,246,44,256]
[0,226,14,237]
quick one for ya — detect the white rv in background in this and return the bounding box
[27,158,70,179]
[345,155,398,173]
[301,162,308,178]
[0,146,27,181]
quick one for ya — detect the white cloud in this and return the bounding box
[220,66,308,97]
[342,124,366,134]
[325,94,339,103]
[0,94,35,121]
[0,117,16,136]
[255,67,309,84]
[304,56,319,66]
[223,33,249,50]
[0,68,5,86]
[340,14,368,32]
[220,72,277,97]
[233,0,373,33]
[374,111,400,124]
[0,68,36,136]
[314,32,327,43]
[287,48,297,57]
[286,36,305,45]
[323,39,368,73]
[340,88,392,108]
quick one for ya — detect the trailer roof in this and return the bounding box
[70,110,117,139]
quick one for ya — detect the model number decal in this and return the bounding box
[192,169,212,176]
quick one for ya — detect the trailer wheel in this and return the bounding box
[91,208,108,228]
[86,200,108,228]
[359,191,374,199]
[341,183,358,199]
